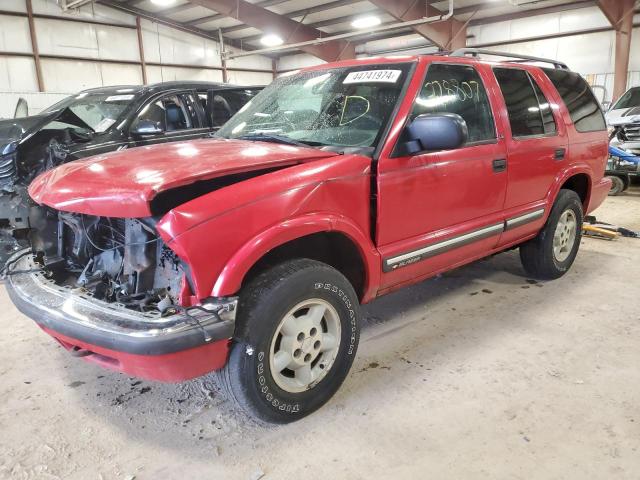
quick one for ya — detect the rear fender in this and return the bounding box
[546,164,593,212]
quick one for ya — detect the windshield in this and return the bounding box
[612,87,640,110]
[43,90,140,133]
[217,64,412,148]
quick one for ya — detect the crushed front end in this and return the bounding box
[609,113,640,159]
[0,123,72,265]
[6,208,237,381]
[0,140,30,262]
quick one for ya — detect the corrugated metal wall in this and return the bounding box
[4,1,640,117]
[0,0,274,118]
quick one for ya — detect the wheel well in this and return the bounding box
[242,232,366,300]
[560,174,590,209]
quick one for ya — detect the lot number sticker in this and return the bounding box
[343,70,402,84]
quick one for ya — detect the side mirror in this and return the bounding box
[404,113,468,154]
[131,120,164,137]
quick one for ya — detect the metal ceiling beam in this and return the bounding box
[186,0,289,26]
[367,0,465,49]
[240,15,391,44]
[230,0,599,41]
[597,0,626,26]
[161,2,199,15]
[469,0,597,26]
[351,0,600,45]
[221,0,361,34]
[456,0,596,17]
[307,8,381,29]
[100,0,218,38]
[187,0,355,60]
[97,0,260,53]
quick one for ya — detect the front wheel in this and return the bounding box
[218,259,360,424]
[520,189,583,280]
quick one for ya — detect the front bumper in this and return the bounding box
[6,253,237,381]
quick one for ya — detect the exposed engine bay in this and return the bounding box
[0,124,92,263]
[28,208,183,314]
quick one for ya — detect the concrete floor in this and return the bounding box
[1,188,639,480]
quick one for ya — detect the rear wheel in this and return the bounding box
[607,175,625,196]
[520,189,583,280]
[621,175,631,192]
[218,259,360,423]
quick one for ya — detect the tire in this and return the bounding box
[519,189,583,280]
[218,259,361,424]
[607,175,625,196]
[621,175,631,192]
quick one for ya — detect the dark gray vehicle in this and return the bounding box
[0,81,262,262]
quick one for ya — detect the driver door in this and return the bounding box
[376,62,509,290]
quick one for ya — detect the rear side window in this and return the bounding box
[542,68,606,132]
[133,93,196,132]
[494,68,556,137]
[411,63,496,143]
[205,89,261,127]
[530,78,557,134]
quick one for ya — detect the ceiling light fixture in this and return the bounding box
[150,0,176,6]
[351,15,381,29]
[260,34,284,47]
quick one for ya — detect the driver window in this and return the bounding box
[134,94,193,132]
[411,64,496,143]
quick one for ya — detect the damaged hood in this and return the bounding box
[606,106,640,126]
[29,138,340,217]
[0,112,60,152]
[0,108,93,152]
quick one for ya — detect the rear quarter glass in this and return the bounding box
[542,68,606,133]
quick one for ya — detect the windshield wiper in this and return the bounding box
[237,133,322,148]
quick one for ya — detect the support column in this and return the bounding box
[135,17,148,85]
[598,0,635,100]
[613,6,633,100]
[218,28,228,83]
[26,0,44,92]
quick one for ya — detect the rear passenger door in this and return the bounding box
[376,62,508,288]
[492,67,568,243]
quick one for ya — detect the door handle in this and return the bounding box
[492,158,507,172]
[554,148,566,160]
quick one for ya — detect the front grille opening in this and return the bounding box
[32,211,183,315]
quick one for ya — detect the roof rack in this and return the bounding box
[450,48,569,70]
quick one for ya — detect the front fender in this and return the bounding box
[212,213,381,302]
[155,154,374,303]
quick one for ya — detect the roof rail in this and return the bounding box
[450,48,569,70]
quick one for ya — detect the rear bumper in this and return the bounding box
[6,253,237,381]
[587,177,612,214]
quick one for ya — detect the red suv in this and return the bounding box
[6,49,610,423]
